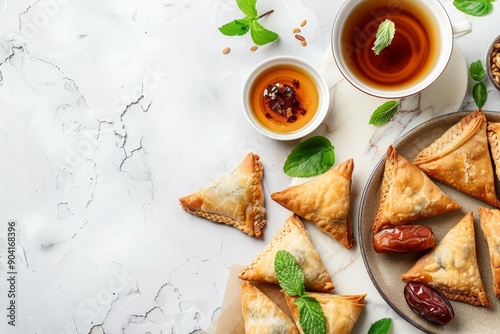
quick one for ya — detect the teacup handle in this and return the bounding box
[452,20,472,38]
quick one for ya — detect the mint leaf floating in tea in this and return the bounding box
[218,0,279,46]
[372,19,395,55]
[469,60,488,108]
[368,318,392,334]
[283,136,335,177]
[453,0,495,16]
[369,100,399,125]
[274,250,326,334]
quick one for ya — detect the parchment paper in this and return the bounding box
[205,264,294,334]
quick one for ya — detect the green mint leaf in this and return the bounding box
[473,82,487,107]
[469,60,486,81]
[368,318,392,334]
[283,136,335,177]
[372,19,395,55]
[369,100,399,125]
[237,0,257,18]
[218,18,252,36]
[453,0,494,16]
[295,295,327,334]
[274,250,306,297]
[250,20,279,46]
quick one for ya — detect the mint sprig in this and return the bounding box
[218,0,279,46]
[283,136,335,177]
[469,60,488,108]
[369,100,399,125]
[275,250,326,334]
[372,19,395,55]
[453,0,495,16]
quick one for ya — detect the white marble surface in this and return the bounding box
[0,1,499,334]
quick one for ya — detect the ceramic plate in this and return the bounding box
[359,111,500,334]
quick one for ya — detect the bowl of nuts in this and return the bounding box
[487,35,500,90]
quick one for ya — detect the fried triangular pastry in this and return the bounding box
[479,207,500,298]
[401,212,491,307]
[487,121,500,182]
[413,109,499,207]
[271,159,355,249]
[241,281,298,334]
[372,146,461,233]
[238,215,334,292]
[283,292,366,334]
[179,152,266,238]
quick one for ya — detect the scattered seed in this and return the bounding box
[301,40,307,47]
[222,47,231,55]
[300,20,307,27]
[295,34,305,41]
[250,45,258,51]
[293,28,301,33]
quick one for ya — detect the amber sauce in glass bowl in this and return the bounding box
[249,64,319,133]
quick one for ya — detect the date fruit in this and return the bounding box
[404,282,454,326]
[373,225,435,253]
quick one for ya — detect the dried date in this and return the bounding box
[373,225,435,254]
[404,282,454,326]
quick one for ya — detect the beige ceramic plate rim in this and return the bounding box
[359,110,500,334]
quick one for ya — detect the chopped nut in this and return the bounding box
[250,45,258,51]
[295,34,305,41]
[263,81,305,122]
[495,42,500,49]
[293,28,301,33]
[300,19,307,27]
[222,47,231,55]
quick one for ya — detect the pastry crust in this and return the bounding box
[238,215,334,292]
[372,146,461,233]
[179,152,266,238]
[478,207,500,298]
[487,122,500,182]
[271,159,355,249]
[283,292,366,334]
[241,281,298,334]
[401,212,491,307]
[413,109,500,208]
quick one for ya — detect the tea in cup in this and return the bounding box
[331,0,472,98]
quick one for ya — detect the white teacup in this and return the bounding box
[331,0,472,99]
